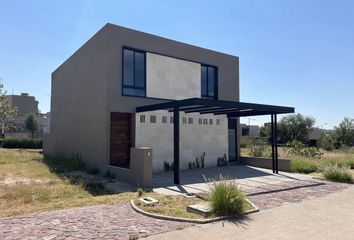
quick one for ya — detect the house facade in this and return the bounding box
[44,23,240,180]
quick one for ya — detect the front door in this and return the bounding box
[110,112,132,168]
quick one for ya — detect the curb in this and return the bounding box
[130,199,259,224]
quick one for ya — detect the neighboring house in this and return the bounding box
[44,23,294,186]
[307,127,325,146]
[240,124,260,138]
[5,93,49,138]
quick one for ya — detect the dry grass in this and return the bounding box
[0,148,137,217]
[136,193,208,219]
[1,148,256,219]
[135,192,254,219]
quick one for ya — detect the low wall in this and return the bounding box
[108,147,153,188]
[240,156,292,172]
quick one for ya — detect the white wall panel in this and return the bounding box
[146,53,201,100]
[135,111,228,173]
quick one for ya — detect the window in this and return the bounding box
[201,65,217,99]
[123,48,146,97]
[182,117,187,124]
[140,115,145,123]
[198,118,202,125]
[162,116,167,123]
[170,116,174,124]
[216,119,220,125]
[203,119,208,125]
[209,119,213,125]
[188,118,193,124]
[150,115,156,123]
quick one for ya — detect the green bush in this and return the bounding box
[2,137,42,149]
[240,137,251,148]
[323,164,353,183]
[287,141,323,158]
[207,176,246,216]
[291,158,319,173]
[0,138,3,147]
[43,153,86,174]
[249,139,271,158]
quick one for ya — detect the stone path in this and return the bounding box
[0,203,192,240]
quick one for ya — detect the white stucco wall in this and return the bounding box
[135,110,228,173]
[146,53,201,100]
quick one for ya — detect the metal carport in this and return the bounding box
[136,98,294,184]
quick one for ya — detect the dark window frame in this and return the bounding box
[201,64,218,100]
[122,47,147,97]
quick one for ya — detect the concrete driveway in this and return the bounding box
[144,185,354,240]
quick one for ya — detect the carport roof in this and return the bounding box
[136,97,294,117]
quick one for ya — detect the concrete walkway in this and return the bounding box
[144,186,354,240]
[153,165,313,195]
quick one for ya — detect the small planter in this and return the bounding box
[139,197,159,206]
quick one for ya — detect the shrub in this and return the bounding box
[2,137,42,149]
[291,158,318,173]
[287,141,323,158]
[240,137,251,148]
[323,164,353,183]
[207,175,246,216]
[249,139,271,158]
[217,153,229,167]
[163,161,174,171]
[44,153,86,173]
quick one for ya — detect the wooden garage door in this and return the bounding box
[110,112,132,168]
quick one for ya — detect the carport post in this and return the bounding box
[275,114,279,174]
[271,114,275,173]
[173,107,180,185]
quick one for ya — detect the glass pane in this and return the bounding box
[207,67,215,97]
[123,87,145,97]
[123,49,134,86]
[135,52,145,88]
[201,66,207,96]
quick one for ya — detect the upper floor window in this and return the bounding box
[123,48,146,97]
[201,65,217,100]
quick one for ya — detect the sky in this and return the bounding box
[0,0,353,129]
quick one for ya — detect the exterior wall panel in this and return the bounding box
[146,53,201,100]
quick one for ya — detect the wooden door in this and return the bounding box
[110,112,132,168]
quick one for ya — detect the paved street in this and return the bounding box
[145,186,354,240]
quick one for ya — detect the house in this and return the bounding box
[240,124,260,138]
[44,24,294,186]
[5,93,49,138]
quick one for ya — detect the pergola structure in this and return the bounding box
[136,98,294,184]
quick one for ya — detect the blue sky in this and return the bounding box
[0,0,353,129]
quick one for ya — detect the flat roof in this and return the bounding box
[136,98,294,117]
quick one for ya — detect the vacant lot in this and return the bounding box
[241,146,354,175]
[0,149,137,217]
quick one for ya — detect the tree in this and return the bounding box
[278,114,315,143]
[25,113,39,139]
[0,83,17,138]
[332,118,354,147]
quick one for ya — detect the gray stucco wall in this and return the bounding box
[46,23,241,181]
[45,26,109,172]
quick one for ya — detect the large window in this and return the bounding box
[123,48,146,97]
[201,65,217,99]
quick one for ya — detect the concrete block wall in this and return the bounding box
[135,110,228,173]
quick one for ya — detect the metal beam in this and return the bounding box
[275,114,279,174]
[173,107,180,185]
[227,110,277,118]
[198,107,240,115]
[271,114,275,173]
